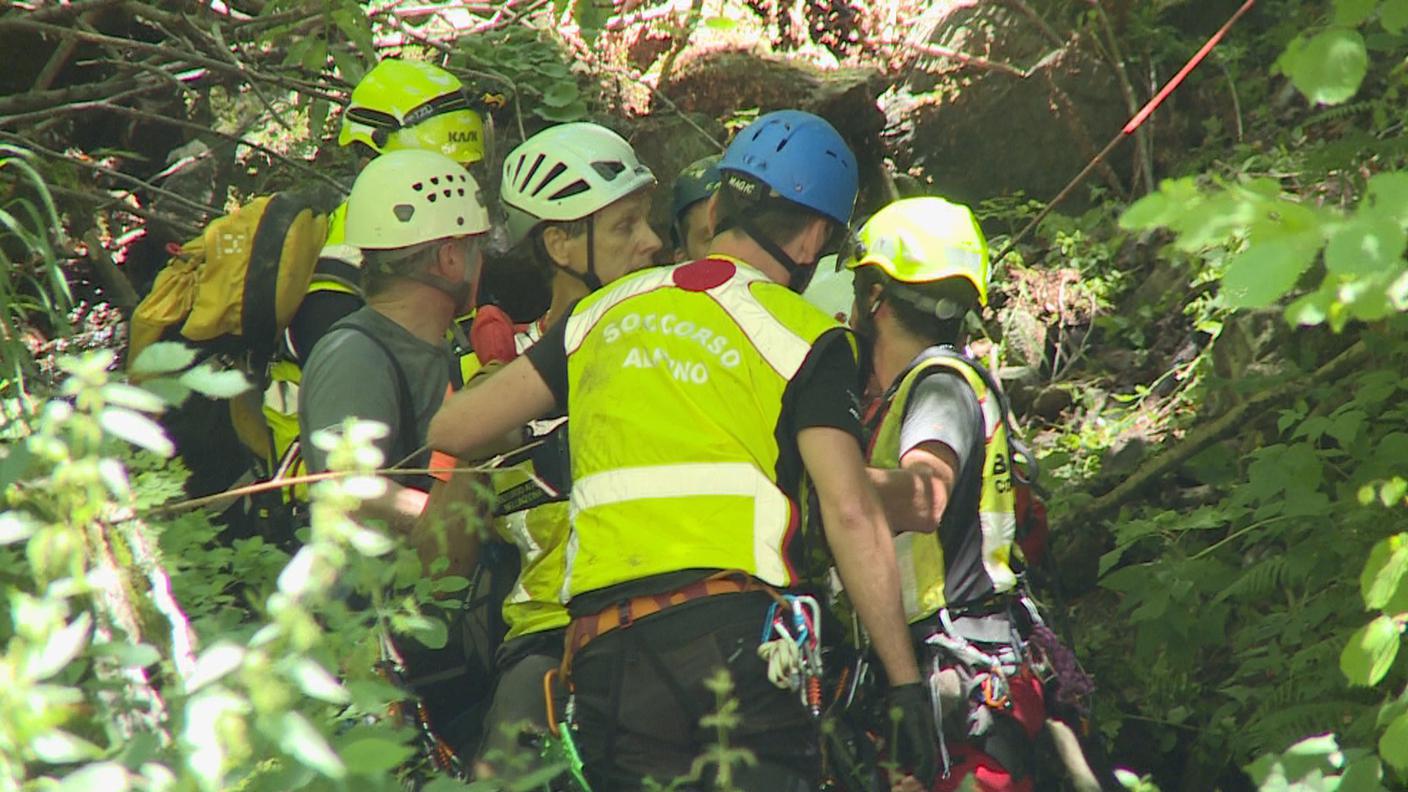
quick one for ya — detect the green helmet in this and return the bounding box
[843,196,989,306]
[338,59,485,166]
[670,155,722,247]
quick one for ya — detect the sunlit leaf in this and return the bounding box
[129,342,196,375]
[103,383,166,414]
[1280,28,1368,105]
[279,711,345,778]
[1325,215,1407,277]
[1340,615,1402,686]
[53,761,131,792]
[289,659,350,704]
[1333,0,1376,26]
[1220,232,1321,308]
[29,612,91,680]
[178,364,249,399]
[1361,535,1408,610]
[99,407,175,457]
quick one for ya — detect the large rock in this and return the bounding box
[884,2,1131,210]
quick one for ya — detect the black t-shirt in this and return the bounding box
[525,302,863,615]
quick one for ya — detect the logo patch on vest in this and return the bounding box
[672,258,735,292]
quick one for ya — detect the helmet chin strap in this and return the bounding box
[735,216,815,292]
[554,216,604,292]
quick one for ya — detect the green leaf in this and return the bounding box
[178,364,249,399]
[1382,477,1408,507]
[1287,283,1335,326]
[573,0,611,45]
[1361,534,1408,609]
[90,641,162,668]
[1338,752,1385,792]
[54,761,130,792]
[142,377,192,407]
[1334,0,1377,26]
[1325,214,1408,277]
[0,511,35,545]
[279,712,345,778]
[432,575,469,594]
[703,16,738,29]
[332,48,365,85]
[1340,615,1402,686]
[99,406,175,457]
[402,615,448,650]
[302,38,328,73]
[309,99,330,140]
[541,81,580,108]
[338,737,417,776]
[102,383,166,414]
[1367,171,1408,226]
[289,659,350,704]
[29,613,91,680]
[1221,232,1322,308]
[31,730,102,763]
[129,341,196,375]
[1382,0,1408,33]
[535,99,588,123]
[1381,712,1408,772]
[1281,28,1369,105]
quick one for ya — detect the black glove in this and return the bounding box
[887,682,939,786]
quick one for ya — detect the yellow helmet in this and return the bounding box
[843,196,989,306]
[338,59,485,165]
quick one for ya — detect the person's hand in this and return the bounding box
[887,682,938,787]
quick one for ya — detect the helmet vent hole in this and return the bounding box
[775,138,788,152]
[549,179,590,201]
[430,177,440,186]
[533,162,568,196]
[393,204,415,222]
[443,188,452,197]
[457,188,466,196]
[520,153,547,192]
[412,182,424,192]
[592,160,625,180]
[457,216,465,226]
[428,193,438,203]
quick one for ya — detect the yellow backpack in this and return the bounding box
[129,189,337,462]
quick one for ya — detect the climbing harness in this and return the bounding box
[757,594,825,717]
[375,629,468,780]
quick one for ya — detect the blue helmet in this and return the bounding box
[671,154,723,247]
[717,110,858,226]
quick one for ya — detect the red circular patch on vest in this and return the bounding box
[672,258,735,292]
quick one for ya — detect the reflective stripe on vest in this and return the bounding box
[870,352,1018,623]
[561,257,842,599]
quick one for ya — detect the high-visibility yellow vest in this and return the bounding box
[462,324,574,639]
[867,351,1018,623]
[560,256,845,599]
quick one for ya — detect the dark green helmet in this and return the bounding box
[670,154,722,247]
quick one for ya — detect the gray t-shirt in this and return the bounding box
[298,306,453,479]
[895,351,990,605]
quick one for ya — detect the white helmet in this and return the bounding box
[345,149,490,250]
[500,122,655,247]
[803,254,856,324]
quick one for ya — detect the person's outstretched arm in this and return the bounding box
[428,354,557,460]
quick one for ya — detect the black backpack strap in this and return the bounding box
[931,349,1041,489]
[334,323,420,471]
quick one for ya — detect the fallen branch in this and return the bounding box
[0,133,223,218]
[50,184,202,238]
[3,18,346,103]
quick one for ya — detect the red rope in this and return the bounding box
[1122,0,1258,135]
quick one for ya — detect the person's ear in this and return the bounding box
[541,225,574,267]
[705,193,721,236]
